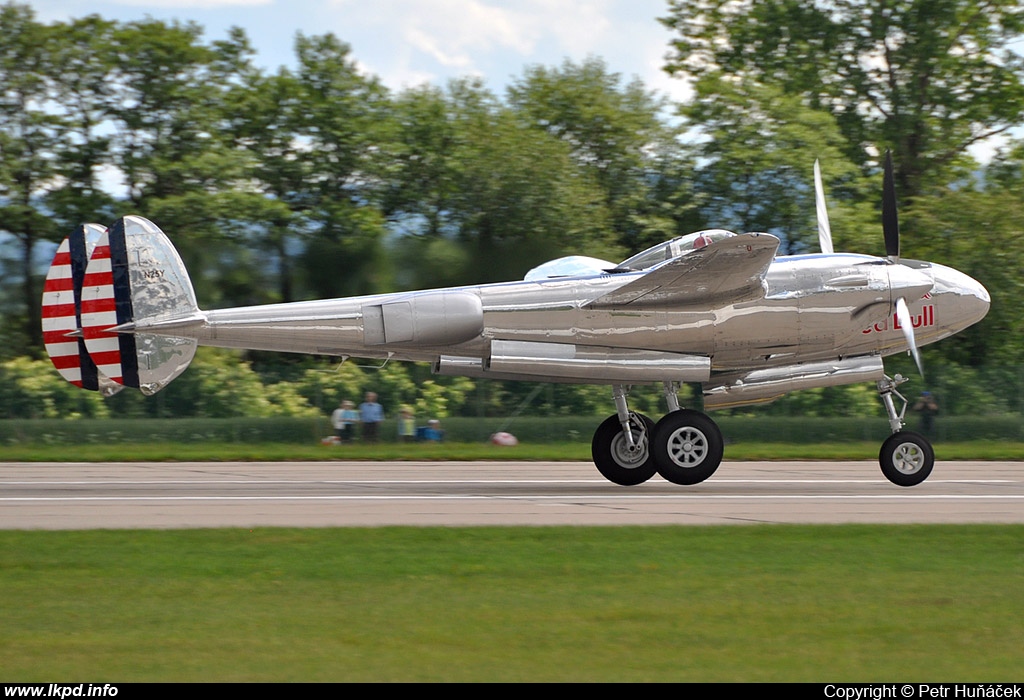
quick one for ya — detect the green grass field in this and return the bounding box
[3,442,1022,681]
[3,440,1024,462]
[1,525,1022,682]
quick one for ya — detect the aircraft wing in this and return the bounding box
[587,232,779,308]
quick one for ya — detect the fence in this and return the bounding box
[1,414,1021,445]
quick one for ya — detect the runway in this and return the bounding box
[1,460,1022,529]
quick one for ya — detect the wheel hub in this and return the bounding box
[611,426,649,468]
[667,427,708,467]
[892,442,926,474]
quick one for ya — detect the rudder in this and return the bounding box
[79,216,199,395]
[41,224,124,396]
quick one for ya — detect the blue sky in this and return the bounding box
[25,0,692,103]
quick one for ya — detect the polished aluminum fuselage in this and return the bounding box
[149,251,989,391]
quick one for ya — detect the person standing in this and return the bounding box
[913,391,939,439]
[422,419,444,442]
[359,391,384,443]
[398,406,416,443]
[330,401,347,443]
[331,400,358,443]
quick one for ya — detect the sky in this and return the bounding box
[24,0,692,104]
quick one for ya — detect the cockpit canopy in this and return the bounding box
[613,229,737,272]
[523,229,738,281]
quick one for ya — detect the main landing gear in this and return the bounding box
[591,383,725,486]
[590,377,936,487]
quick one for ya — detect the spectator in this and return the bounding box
[421,419,444,442]
[912,391,939,438]
[359,391,384,443]
[332,400,358,442]
[398,406,416,443]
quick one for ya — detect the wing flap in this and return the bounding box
[587,232,779,308]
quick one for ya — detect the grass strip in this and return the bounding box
[1,525,1021,682]
[2,441,1024,462]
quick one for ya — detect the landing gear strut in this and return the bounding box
[591,386,656,485]
[591,383,724,486]
[591,413,656,485]
[876,375,935,486]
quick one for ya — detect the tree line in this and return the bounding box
[3,0,1023,419]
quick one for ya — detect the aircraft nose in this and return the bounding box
[932,263,990,329]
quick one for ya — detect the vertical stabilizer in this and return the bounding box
[78,216,200,395]
[41,224,123,396]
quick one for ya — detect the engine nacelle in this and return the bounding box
[702,356,885,410]
[435,341,711,384]
[362,291,483,346]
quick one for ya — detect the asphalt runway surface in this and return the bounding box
[1,460,1022,529]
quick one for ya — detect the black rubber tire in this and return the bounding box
[591,413,657,486]
[652,409,724,486]
[879,430,935,487]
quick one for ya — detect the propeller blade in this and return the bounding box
[882,150,900,261]
[814,159,834,254]
[895,296,924,377]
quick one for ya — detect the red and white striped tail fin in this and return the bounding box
[43,216,199,396]
[41,224,123,396]
[79,225,134,388]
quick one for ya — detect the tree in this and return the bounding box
[104,19,286,306]
[230,66,312,303]
[385,78,620,286]
[906,143,1024,368]
[661,0,1024,201]
[0,3,62,354]
[381,84,461,242]
[383,80,498,289]
[288,33,392,298]
[684,77,878,253]
[448,81,619,281]
[507,58,701,253]
[0,356,110,418]
[107,18,217,210]
[45,14,120,231]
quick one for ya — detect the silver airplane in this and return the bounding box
[41,154,989,487]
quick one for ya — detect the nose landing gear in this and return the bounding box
[876,375,935,487]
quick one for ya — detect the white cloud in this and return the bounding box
[332,0,612,56]
[108,0,272,7]
[326,0,625,89]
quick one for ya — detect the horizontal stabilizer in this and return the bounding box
[587,232,779,308]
